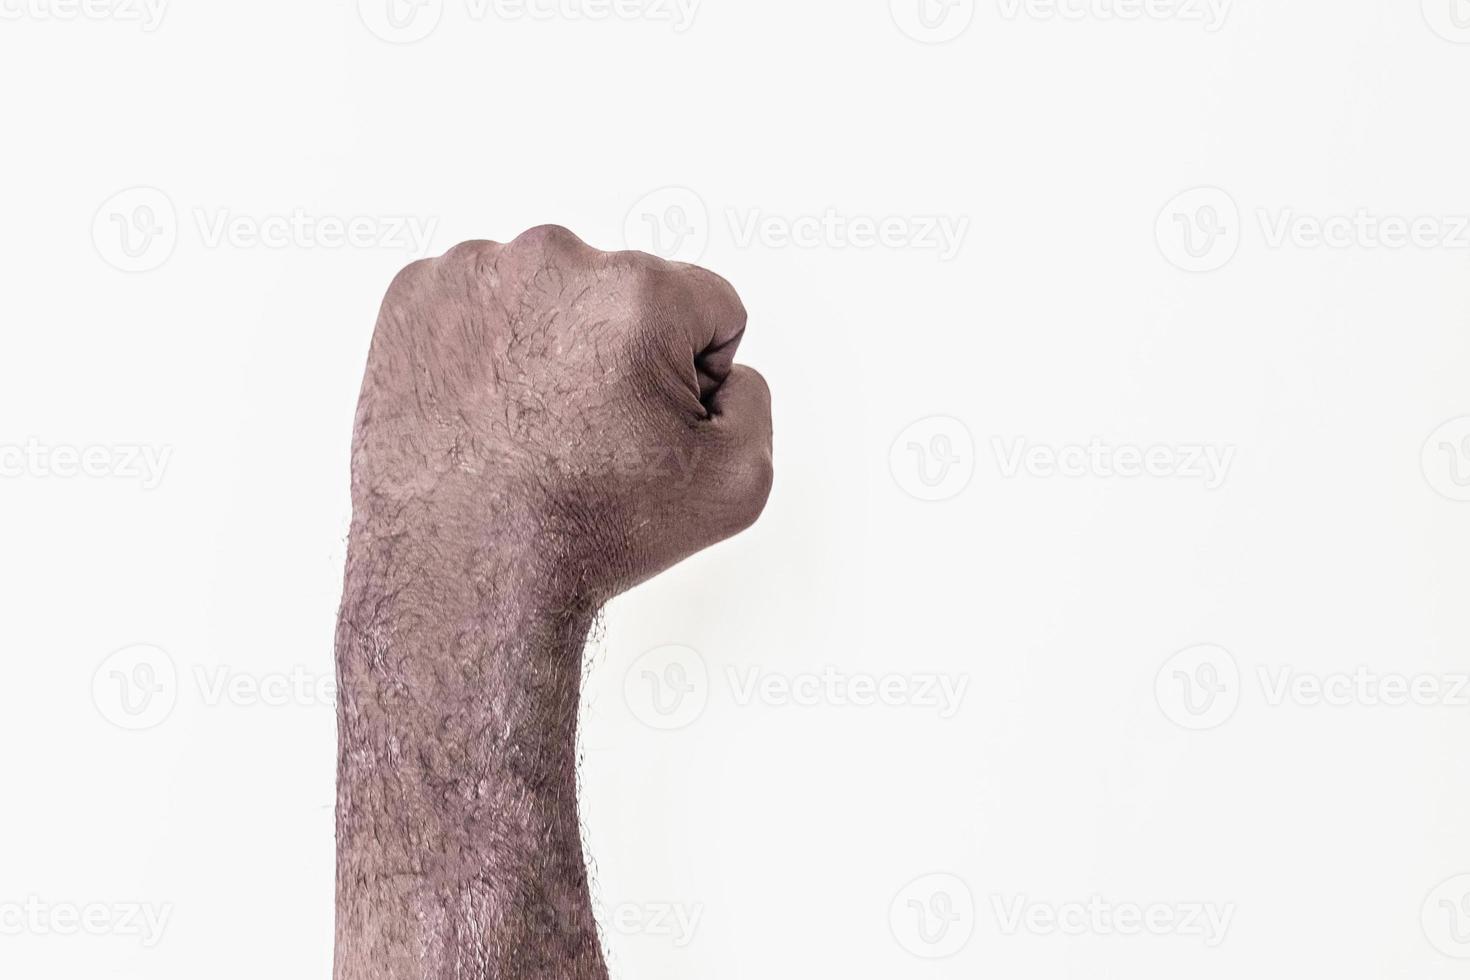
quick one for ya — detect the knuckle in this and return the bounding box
[671,264,748,344]
[607,247,666,277]
[437,239,500,267]
[510,224,587,254]
[680,263,745,310]
[384,256,436,297]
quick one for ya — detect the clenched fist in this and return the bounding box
[350,224,773,598]
[334,225,773,980]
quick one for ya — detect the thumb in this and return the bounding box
[698,364,774,536]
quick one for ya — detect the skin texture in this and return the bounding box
[333,226,773,980]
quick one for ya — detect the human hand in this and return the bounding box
[351,224,773,598]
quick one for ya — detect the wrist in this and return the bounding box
[335,495,597,788]
[347,466,628,606]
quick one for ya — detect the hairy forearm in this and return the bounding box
[332,501,608,980]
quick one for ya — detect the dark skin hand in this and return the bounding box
[333,225,773,980]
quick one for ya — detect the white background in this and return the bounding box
[3,0,1470,977]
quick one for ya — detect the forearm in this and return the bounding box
[332,503,607,980]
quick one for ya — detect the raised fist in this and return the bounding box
[350,224,773,598]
